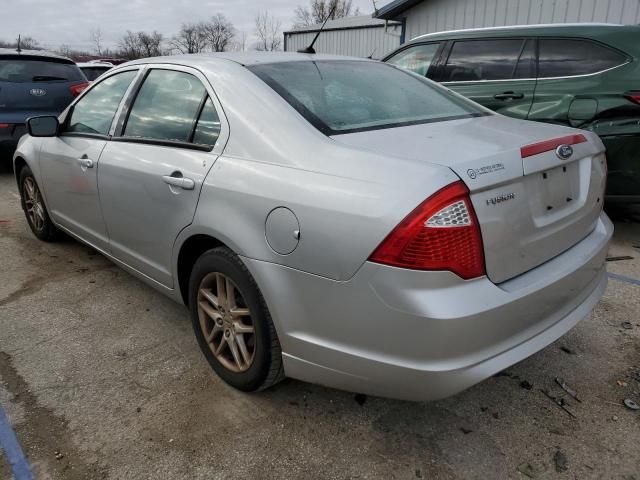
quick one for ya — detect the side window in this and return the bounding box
[441,39,525,82]
[386,43,440,77]
[538,39,627,78]
[124,69,207,143]
[513,39,536,79]
[192,97,221,147]
[65,70,137,136]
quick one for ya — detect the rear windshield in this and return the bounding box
[0,58,84,83]
[249,60,487,135]
[81,66,111,81]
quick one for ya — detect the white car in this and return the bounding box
[77,60,114,81]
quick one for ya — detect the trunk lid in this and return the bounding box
[333,115,606,283]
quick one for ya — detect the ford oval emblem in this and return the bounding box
[555,144,573,160]
[29,88,47,97]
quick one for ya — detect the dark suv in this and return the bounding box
[384,24,640,203]
[0,48,88,162]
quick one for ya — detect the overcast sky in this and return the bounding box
[3,0,377,52]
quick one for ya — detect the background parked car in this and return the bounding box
[77,60,114,81]
[0,48,88,162]
[384,23,640,203]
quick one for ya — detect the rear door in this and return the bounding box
[98,66,228,287]
[528,38,629,125]
[437,38,537,119]
[39,68,140,250]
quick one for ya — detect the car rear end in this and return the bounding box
[0,50,88,161]
[283,119,612,401]
[582,26,640,203]
[245,59,613,400]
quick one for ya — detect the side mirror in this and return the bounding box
[27,116,59,137]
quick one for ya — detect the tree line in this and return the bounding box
[1,1,358,60]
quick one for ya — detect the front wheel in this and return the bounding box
[188,247,284,391]
[19,166,59,242]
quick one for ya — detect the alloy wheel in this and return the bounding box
[197,272,256,373]
[23,177,46,232]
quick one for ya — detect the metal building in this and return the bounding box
[283,15,402,60]
[375,0,640,43]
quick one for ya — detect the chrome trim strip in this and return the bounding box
[412,23,623,41]
[441,60,630,85]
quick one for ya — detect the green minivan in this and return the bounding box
[384,24,640,203]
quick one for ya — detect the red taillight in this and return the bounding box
[369,181,485,280]
[0,124,9,129]
[625,91,640,104]
[69,82,89,97]
[520,134,587,158]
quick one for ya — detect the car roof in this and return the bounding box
[0,47,74,63]
[125,51,374,68]
[407,22,639,43]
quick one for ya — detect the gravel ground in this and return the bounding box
[0,164,639,480]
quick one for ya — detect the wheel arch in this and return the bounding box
[13,156,28,188]
[176,233,229,306]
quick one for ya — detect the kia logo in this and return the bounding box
[29,88,47,97]
[555,144,573,160]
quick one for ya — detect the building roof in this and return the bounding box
[285,14,400,34]
[375,0,425,20]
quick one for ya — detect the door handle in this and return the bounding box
[162,173,195,190]
[494,91,525,100]
[77,156,94,168]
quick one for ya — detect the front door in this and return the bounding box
[39,69,139,249]
[98,67,227,287]
[438,38,537,119]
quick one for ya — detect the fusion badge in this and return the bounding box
[486,192,515,206]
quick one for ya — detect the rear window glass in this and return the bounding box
[386,43,441,77]
[0,58,84,83]
[538,39,627,78]
[249,60,486,135]
[81,66,111,81]
[442,39,525,82]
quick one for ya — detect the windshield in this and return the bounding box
[249,60,488,135]
[0,58,85,83]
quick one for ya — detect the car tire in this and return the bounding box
[19,165,60,242]
[188,246,284,392]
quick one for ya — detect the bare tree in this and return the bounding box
[119,30,163,59]
[202,14,235,52]
[89,27,103,56]
[138,31,163,57]
[254,11,282,52]
[118,31,142,59]
[0,35,39,50]
[171,22,208,54]
[57,44,73,57]
[294,0,358,27]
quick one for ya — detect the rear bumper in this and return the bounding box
[244,213,613,401]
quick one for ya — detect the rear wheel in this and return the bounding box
[19,166,59,242]
[188,247,283,391]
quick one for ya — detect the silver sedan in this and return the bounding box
[14,53,612,401]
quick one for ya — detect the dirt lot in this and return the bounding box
[0,164,639,480]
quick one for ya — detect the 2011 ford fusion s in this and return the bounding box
[14,53,612,401]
